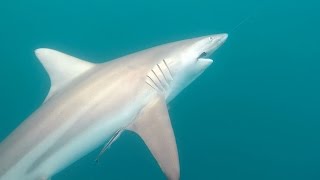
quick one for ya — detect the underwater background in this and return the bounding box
[0,0,319,179]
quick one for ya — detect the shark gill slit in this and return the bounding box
[157,64,170,86]
[163,59,173,80]
[146,75,162,92]
[145,81,158,91]
[151,69,167,90]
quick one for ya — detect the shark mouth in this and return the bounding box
[198,52,208,59]
[197,51,213,63]
[197,33,228,62]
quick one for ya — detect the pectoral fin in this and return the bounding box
[127,97,180,180]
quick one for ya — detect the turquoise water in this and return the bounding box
[0,0,319,179]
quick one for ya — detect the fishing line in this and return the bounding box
[228,2,267,35]
[229,15,252,34]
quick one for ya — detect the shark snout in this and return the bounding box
[215,33,228,43]
[209,33,228,48]
[199,33,228,57]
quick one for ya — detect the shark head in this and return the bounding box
[162,33,228,101]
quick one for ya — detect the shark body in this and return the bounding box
[0,34,228,180]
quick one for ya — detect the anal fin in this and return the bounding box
[127,97,180,180]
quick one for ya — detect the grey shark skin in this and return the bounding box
[0,33,228,180]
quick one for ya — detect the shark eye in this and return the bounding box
[198,52,207,59]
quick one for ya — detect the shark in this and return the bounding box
[0,33,228,180]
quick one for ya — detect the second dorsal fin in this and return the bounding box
[35,48,95,101]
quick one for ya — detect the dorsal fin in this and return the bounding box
[127,97,180,180]
[35,48,95,101]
